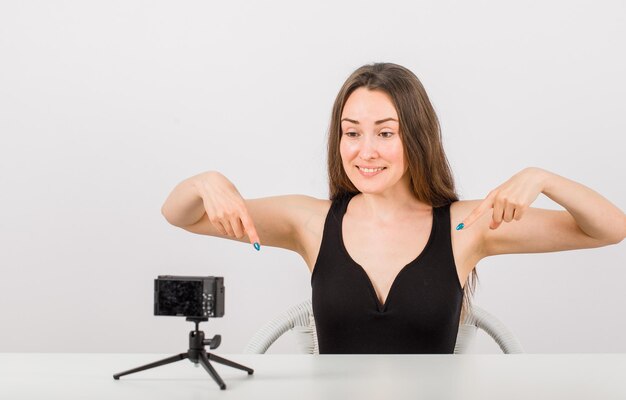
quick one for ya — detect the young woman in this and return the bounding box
[161,63,625,354]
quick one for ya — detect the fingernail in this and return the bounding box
[456,223,464,231]
[253,242,260,251]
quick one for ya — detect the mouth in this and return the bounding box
[356,166,387,176]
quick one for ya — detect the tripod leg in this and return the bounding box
[113,353,188,379]
[198,352,227,390]
[207,353,254,375]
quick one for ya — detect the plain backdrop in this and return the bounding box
[1,0,624,354]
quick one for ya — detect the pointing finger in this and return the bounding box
[458,195,494,231]
[240,209,261,251]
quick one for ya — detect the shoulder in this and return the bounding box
[291,195,333,231]
[283,196,331,268]
[275,195,331,217]
[245,194,331,234]
[252,195,331,230]
[449,199,483,217]
[246,194,329,213]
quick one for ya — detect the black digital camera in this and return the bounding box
[154,275,225,318]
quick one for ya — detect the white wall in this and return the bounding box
[1,0,624,354]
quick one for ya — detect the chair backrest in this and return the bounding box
[244,299,524,354]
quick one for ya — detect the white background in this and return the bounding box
[1,0,624,354]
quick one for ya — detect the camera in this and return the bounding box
[154,275,225,318]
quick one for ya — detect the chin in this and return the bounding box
[349,181,387,195]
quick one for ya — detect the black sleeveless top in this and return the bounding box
[311,193,464,354]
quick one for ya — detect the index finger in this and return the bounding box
[458,195,494,230]
[239,210,261,250]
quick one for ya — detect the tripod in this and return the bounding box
[113,317,254,390]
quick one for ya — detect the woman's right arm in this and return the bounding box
[161,171,313,253]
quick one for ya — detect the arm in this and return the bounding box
[161,171,211,228]
[540,169,626,243]
[161,170,316,253]
[459,167,626,258]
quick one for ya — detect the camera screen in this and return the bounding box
[156,280,204,317]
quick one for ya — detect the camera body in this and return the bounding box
[154,275,225,318]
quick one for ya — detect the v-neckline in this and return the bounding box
[338,196,437,313]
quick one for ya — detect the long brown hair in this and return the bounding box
[326,62,478,321]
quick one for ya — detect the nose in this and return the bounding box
[359,135,379,161]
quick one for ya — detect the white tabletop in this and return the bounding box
[1,353,625,399]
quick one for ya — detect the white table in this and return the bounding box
[1,353,625,399]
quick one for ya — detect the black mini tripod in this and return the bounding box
[113,317,254,390]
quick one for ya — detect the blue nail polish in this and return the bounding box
[253,242,260,251]
[456,223,464,231]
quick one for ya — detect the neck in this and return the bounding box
[352,188,431,222]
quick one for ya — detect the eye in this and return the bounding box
[344,131,359,137]
[380,131,394,138]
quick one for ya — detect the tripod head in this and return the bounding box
[185,317,221,350]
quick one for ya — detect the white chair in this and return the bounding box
[244,299,524,354]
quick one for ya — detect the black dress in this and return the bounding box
[311,193,464,354]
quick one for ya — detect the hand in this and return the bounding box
[459,167,549,230]
[193,171,261,248]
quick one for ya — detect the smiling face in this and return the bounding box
[339,87,409,196]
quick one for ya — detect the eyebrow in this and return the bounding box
[341,117,398,125]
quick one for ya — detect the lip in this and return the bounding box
[356,166,386,177]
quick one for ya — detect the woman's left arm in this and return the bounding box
[459,167,626,257]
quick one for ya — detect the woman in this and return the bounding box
[161,63,625,354]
